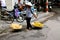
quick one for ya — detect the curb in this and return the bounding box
[31,12,55,22]
[39,13,55,23]
[0,32,10,37]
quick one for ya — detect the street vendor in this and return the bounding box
[25,2,37,30]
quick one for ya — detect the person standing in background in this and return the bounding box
[0,1,2,12]
[18,0,23,11]
[0,0,6,8]
[0,1,1,7]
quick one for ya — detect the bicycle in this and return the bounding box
[0,8,14,24]
[0,8,26,24]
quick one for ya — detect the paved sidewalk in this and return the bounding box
[31,12,54,22]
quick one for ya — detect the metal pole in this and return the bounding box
[0,1,2,13]
[46,0,48,13]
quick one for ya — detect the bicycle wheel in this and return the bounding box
[16,14,24,23]
[5,16,14,24]
[0,14,1,20]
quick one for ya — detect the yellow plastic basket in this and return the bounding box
[31,21,44,28]
[10,23,22,30]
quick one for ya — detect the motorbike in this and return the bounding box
[48,1,52,12]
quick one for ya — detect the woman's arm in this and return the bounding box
[33,13,38,18]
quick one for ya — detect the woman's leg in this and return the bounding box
[26,17,32,29]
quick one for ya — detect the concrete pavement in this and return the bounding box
[0,12,55,40]
[44,13,60,40]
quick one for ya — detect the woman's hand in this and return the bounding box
[33,13,38,19]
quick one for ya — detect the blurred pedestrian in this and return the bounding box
[18,0,23,11]
[22,2,27,11]
[0,1,2,13]
[25,2,37,30]
[0,1,1,7]
[0,0,6,8]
